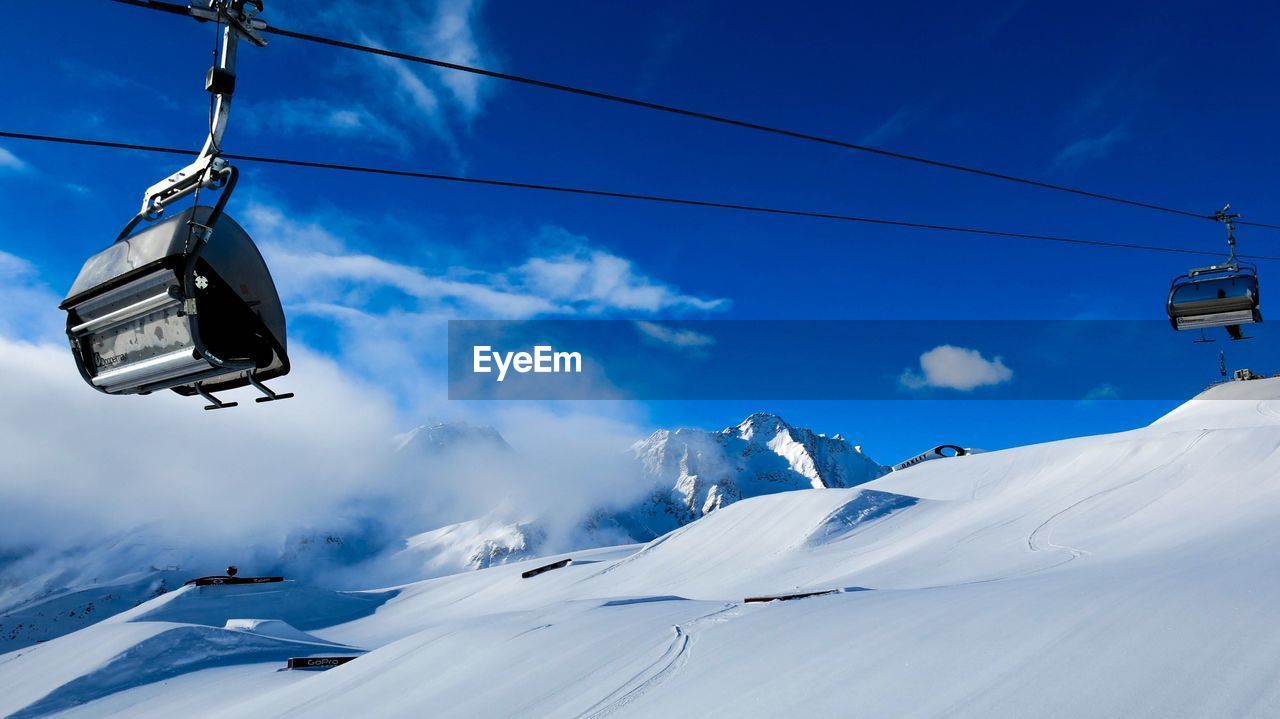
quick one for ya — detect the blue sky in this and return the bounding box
[2,0,1279,463]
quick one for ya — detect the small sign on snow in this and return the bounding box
[743,589,839,604]
[521,558,572,579]
[185,575,285,586]
[286,656,358,670]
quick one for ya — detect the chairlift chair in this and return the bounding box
[1167,263,1261,334]
[1166,206,1262,341]
[59,0,290,409]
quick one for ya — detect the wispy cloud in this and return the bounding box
[0,250,66,342]
[245,203,729,319]
[900,344,1013,391]
[516,247,729,314]
[0,147,29,173]
[422,0,490,116]
[1052,128,1126,170]
[0,145,96,198]
[1064,59,1163,130]
[269,245,564,318]
[0,250,35,279]
[633,321,716,350]
[243,99,411,151]
[1081,383,1120,401]
[860,107,918,146]
[57,59,178,110]
[233,199,729,412]
[294,0,496,156]
[1055,60,1163,172]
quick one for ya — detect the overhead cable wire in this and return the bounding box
[4,129,1275,261]
[108,0,1280,231]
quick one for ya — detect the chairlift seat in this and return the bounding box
[60,206,289,396]
[1167,268,1261,332]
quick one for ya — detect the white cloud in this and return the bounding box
[634,321,715,349]
[245,203,728,319]
[0,336,403,546]
[900,344,1014,391]
[235,201,727,414]
[422,0,489,115]
[1081,383,1120,402]
[0,335,654,562]
[1053,128,1125,169]
[516,249,730,314]
[267,244,562,318]
[860,107,917,146]
[369,52,459,154]
[57,59,179,110]
[0,147,29,173]
[0,250,35,278]
[298,0,496,153]
[243,99,410,150]
[0,250,63,342]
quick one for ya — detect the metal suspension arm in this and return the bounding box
[1214,203,1242,267]
[1188,204,1246,276]
[139,1,268,217]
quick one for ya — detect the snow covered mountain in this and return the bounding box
[386,413,884,577]
[600,412,888,540]
[391,422,512,455]
[378,423,545,575]
[6,378,1280,717]
[396,516,547,573]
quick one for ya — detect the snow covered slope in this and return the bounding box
[0,583,392,719]
[0,539,194,653]
[7,381,1280,717]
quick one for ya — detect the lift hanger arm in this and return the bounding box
[1186,204,1246,277]
[139,1,267,217]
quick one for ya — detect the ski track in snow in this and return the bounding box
[577,603,740,719]
[1256,401,1280,421]
[1025,430,1212,570]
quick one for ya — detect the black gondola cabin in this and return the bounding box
[59,206,289,398]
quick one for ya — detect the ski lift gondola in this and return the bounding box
[1166,206,1262,341]
[59,1,291,409]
